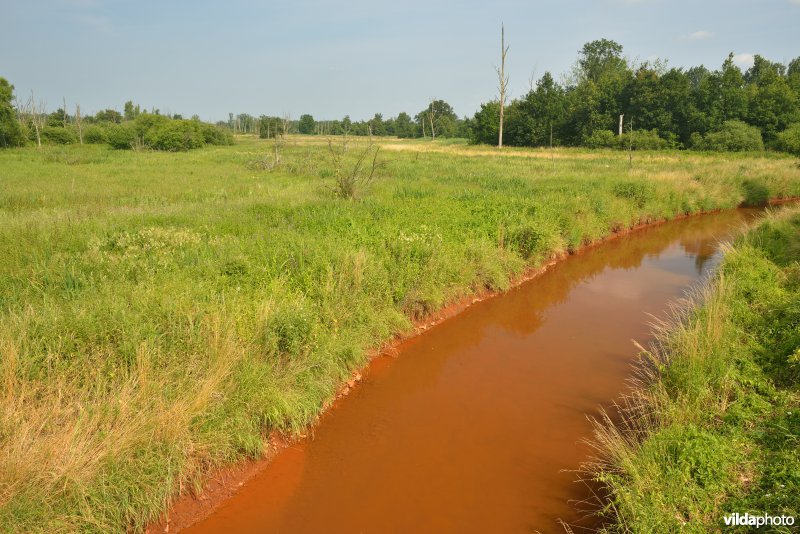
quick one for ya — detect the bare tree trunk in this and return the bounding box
[28,91,43,148]
[497,24,509,148]
[428,98,436,140]
[618,114,624,136]
[62,96,68,127]
[75,104,83,145]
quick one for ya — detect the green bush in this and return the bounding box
[0,77,26,148]
[107,123,137,149]
[612,180,655,208]
[201,123,234,145]
[508,225,545,259]
[585,129,617,148]
[695,120,764,152]
[40,126,77,145]
[585,129,669,150]
[774,123,800,156]
[82,125,108,144]
[144,120,205,152]
[620,129,670,150]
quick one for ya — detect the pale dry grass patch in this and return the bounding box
[0,315,242,526]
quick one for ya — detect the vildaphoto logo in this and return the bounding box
[723,512,795,528]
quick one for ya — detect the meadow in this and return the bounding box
[1,136,799,532]
[588,206,800,533]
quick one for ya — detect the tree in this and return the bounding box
[469,101,500,144]
[577,38,626,83]
[95,109,123,123]
[744,55,798,142]
[368,113,386,136]
[47,108,69,127]
[497,24,509,148]
[415,100,457,138]
[123,100,141,121]
[519,72,566,146]
[565,39,632,144]
[298,114,315,135]
[0,77,25,147]
[705,54,748,129]
[393,112,415,138]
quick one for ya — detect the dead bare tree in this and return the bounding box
[23,91,45,148]
[282,114,290,137]
[427,98,436,140]
[75,104,83,144]
[496,24,509,148]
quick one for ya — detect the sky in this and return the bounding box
[2,0,799,122]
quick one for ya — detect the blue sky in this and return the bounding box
[2,0,798,122]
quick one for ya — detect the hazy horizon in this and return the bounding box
[2,0,799,122]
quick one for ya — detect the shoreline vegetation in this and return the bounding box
[586,206,800,533]
[1,137,800,532]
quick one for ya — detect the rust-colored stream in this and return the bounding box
[185,209,760,533]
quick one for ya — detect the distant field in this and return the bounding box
[1,136,799,532]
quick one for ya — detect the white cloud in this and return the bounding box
[686,30,712,40]
[732,53,755,69]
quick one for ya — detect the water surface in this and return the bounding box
[186,209,759,533]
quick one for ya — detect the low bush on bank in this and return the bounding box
[587,207,800,533]
[39,125,78,145]
[775,123,800,156]
[82,124,108,144]
[691,120,765,152]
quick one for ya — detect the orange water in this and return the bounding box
[186,209,759,533]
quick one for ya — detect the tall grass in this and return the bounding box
[585,207,800,533]
[1,137,799,531]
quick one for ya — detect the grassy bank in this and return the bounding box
[1,136,799,532]
[588,207,800,532]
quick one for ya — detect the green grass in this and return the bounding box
[1,136,799,532]
[587,207,800,533]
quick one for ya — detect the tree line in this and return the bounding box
[231,100,471,140]
[470,39,800,153]
[2,37,799,154]
[0,82,232,151]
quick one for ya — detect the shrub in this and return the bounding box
[508,225,545,259]
[695,120,764,152]
[620,129,670,150]
[612,180,655,208]
[585,129,617,148]
[40,126,77,145]
[201,123,234,145]
[107,123,137,149]
[774,123,800,156]
[82,125,108,144]
[144,120,205,152]
[0,77,26,148]
[585,129,670,150]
